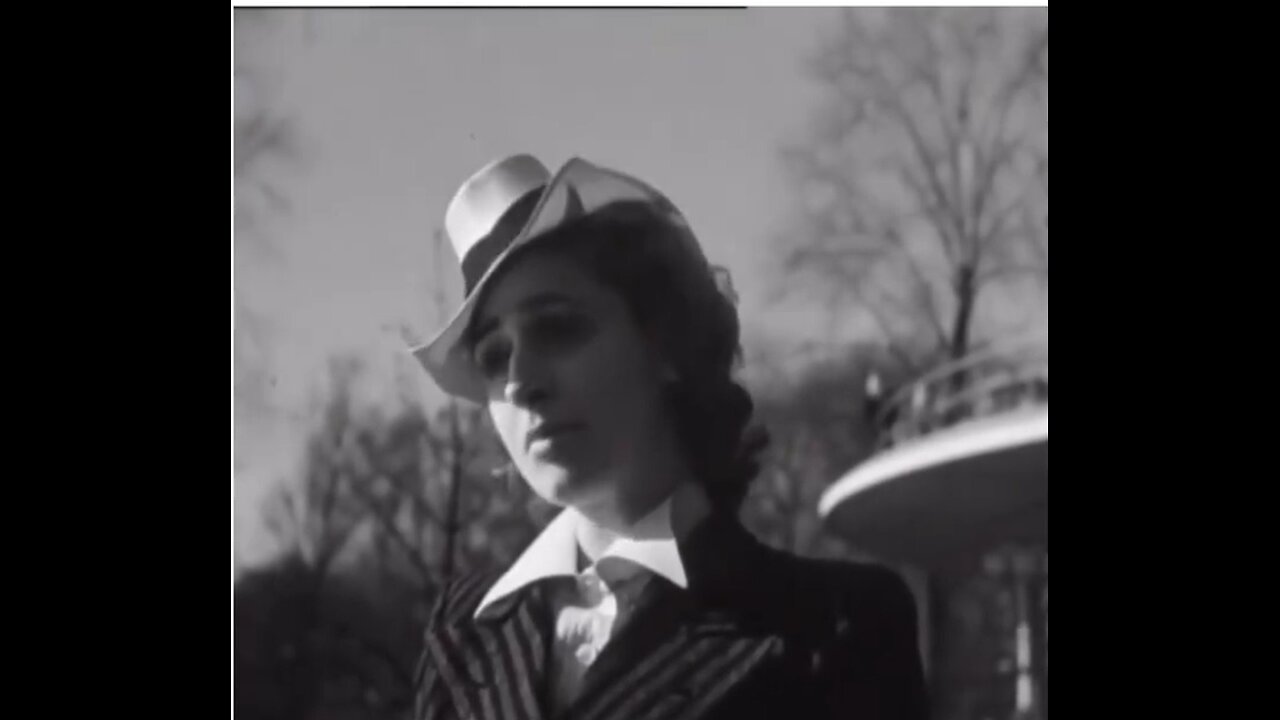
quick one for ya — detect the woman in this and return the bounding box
[407,154,928,720]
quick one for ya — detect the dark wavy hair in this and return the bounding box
[513,200,770,512]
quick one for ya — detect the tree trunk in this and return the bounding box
[949,264,977,362]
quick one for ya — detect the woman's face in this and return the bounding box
[468,247,672,511]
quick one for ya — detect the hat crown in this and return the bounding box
[444,153,551,261]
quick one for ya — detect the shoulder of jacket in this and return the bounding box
[759,544,908,597]
[756,548,917,632]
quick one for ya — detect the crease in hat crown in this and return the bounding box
[444,154,551,263]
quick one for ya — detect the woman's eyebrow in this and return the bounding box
[469,293,581,346]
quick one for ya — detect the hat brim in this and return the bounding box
[410,157,702,404]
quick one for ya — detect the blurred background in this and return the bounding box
[233,7,1047,720]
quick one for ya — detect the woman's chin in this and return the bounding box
[530,466,605,507]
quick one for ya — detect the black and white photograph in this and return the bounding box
[233,4,1048,719]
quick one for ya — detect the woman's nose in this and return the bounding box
[503,342,552,407]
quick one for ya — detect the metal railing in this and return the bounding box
[872,333,1048,450]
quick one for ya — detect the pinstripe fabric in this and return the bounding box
[412,513,928,720]
[418,572,496,719]
[421,571,551,720]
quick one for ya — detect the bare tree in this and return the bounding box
[343,395,534,595]
[250,355,547,719]
[781,8,1048,371]
[772,13,1049,716]
[234,9,305,451]
[261,357,370,580]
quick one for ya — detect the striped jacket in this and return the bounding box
[412,511,928,720]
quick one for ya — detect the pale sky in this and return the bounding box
[232,8,1046,566]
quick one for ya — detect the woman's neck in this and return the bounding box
[572,442,698,563]
[571,408,706,563]
[573,479,675,562]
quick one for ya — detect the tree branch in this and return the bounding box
[845,282,923,373]
[897,163,960,268]
[348,475,436,588]
[880,225,950,348]
[976,263,1047,285]
[987,28,1048,157]
[313,520,359,581]
[867,37,973,267]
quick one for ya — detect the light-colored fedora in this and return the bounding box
[410,154,707,403]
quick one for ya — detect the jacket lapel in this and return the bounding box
[561,513,788,720]
[425,584,553,720]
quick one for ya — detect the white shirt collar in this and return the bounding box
[474,483,711,619]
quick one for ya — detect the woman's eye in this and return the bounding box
[473,342,509,379]
[471,311,593,380]
[530,313,591,345]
